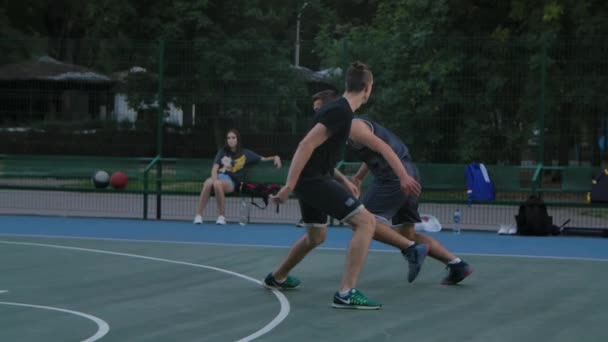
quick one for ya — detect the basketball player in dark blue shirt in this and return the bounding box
[348,118,473,285]
[311,89,473,285]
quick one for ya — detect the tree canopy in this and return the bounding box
[1,0,608,163]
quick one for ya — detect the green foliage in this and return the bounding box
[543,2,564,23]
[2,0,608,163]
[312,0,608,164]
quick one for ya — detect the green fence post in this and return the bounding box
[538,38,547,166]
[144,172,148,220]
[143,155,162,220]
[156,39,166,220]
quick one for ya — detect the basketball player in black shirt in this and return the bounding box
[264,62,428,309]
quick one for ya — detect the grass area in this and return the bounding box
[1,175,592,203]
[580,208,608,219]
[58,177,202,193]
[0,176,203,194]
[419,190,592,205]
[0,161,595,207]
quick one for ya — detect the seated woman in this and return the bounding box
[194,128,281,225]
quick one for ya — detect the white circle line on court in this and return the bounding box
[1,232,608,263]
[0,301,109,342]
[0,240,290,342]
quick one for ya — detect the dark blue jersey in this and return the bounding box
[348,118,411,182]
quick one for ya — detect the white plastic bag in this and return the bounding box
[415,214,442,232]
[497,224,517,235]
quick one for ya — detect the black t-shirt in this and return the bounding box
[300,97,353,180]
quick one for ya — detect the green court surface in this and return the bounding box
[1,235,607,342]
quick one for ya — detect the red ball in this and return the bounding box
[110,171,129,189]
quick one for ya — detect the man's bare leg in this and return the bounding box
[397,224,457,264]
[398,224,473,285]
[371,220,429,283]
[272,226,327,281]
[339,209,376,291]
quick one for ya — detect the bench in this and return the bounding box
[154,158,288,194]
[3,154,602,231]
[238,161,290,221]
[144,158,289,221]
[0,154,149,192]
[534,166,596,193]
[156,158,217,194]
[243,161,289,185]
[417,163,467,192]
[417,163,595,202]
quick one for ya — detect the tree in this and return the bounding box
[313,0,608,165]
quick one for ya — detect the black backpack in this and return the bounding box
[240,183,281,210]
[590,168,608,203]
[515,195,559,236]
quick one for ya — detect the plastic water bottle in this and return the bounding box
[453,209,461,235]
[239,200,249,226]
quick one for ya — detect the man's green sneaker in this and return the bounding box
[331,288,382,310]
[263,273,300,290]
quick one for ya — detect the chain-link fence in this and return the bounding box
[1,37,607,231]
[2,37,607,164]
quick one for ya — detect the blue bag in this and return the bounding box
[465,163,495,203]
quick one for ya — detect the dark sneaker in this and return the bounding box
[295,219,304,227]
[402,243,429,283]
[331,288,382,310]
[441,261,473,285]
[263,273,300,290]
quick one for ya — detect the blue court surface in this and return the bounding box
[1,215,607,341]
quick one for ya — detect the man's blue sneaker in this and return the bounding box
[331,288,382,310]
[402,243,429,283]
[441,261,473,285]
[263,273,300,290]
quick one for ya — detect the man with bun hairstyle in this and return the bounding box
[264,62,428,310]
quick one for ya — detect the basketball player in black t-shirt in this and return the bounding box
[263,62,428,310]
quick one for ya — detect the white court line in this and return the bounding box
[457,251,608,263]
[1,232,608,262]
[0,290,7,294]
[0,301,109,342]
[0,240,290,342]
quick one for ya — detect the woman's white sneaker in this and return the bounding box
[216,215,226,225]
